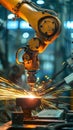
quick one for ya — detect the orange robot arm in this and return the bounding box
[0,0,61,89]
[0,0,61,53]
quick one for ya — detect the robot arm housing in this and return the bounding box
[0,0,61,53]
[0,0,61,89]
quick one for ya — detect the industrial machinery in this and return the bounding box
[1,0,73,130]
[0,0,61,90]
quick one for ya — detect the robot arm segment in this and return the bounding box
[0,0,61,53]
[0,0,61,89]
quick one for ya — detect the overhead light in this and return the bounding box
[20,21,32,29]
[7,13,15,19]
[7,20,18,29]
[22,32,29,38]
[64,21,73,29]
[67,21,72,29]
[71,33,73,38]
[36,0,44,5]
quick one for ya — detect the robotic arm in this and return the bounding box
[0,0,61,51]
[0,0,61,90]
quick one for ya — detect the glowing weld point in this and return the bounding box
[20,94,39,99]
[29,94,36,98]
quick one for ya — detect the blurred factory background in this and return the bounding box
[0,0,73,82]
[0,0,73,128]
